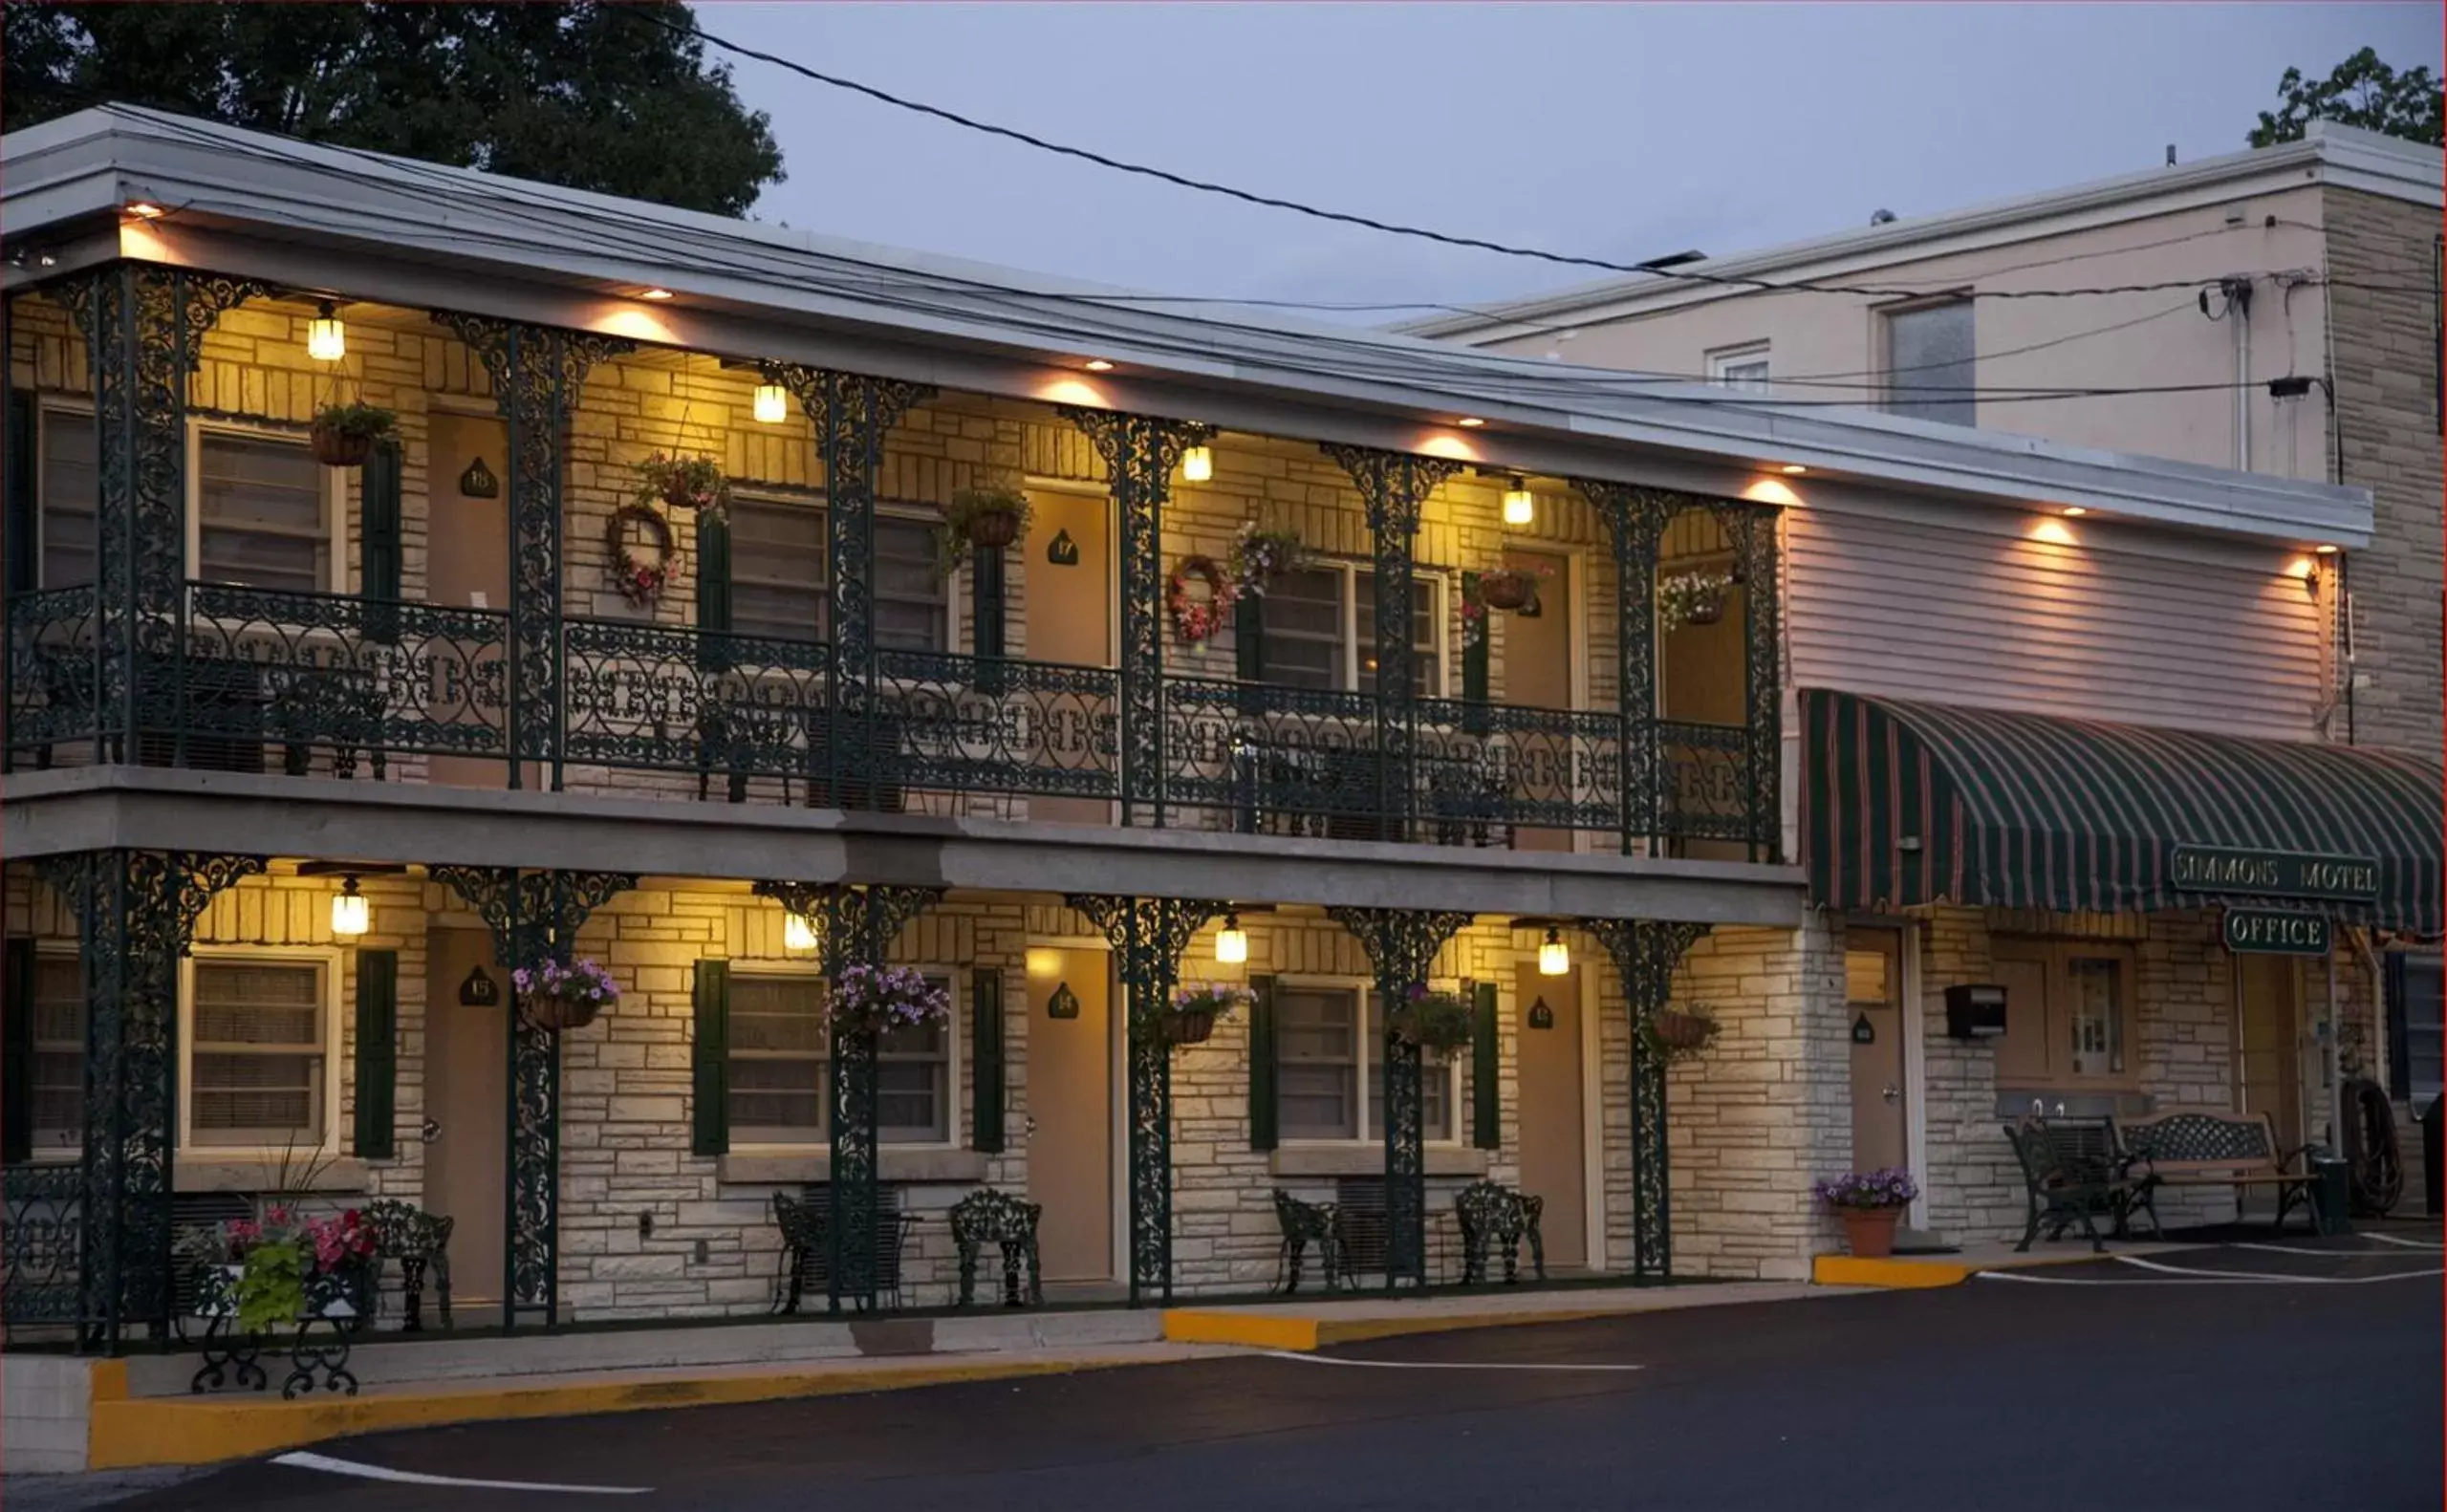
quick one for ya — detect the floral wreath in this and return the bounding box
[1166,553,1239,644]
[606,503,678,609]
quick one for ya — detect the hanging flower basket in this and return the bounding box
[934,486,1033,575]
[827,962,953,1038]
[1658,570,1735,630]
[1387,986,1476,1055]
[1478,569,1536,612]
[1226,522,1308,598]
[1640,1003,1721,1064]
[1161,982,1250,1048]
[513,958,618,1033]
[633,453,729,522]
[309,403,395,468]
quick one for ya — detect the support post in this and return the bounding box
[1581,919,1709,1280]
[1064,894,1224,1303]
[1322,447,1460,841]
[1707,500,1785,862]
[63,266,265,766]
[1058,411,1213,827]
[433,316,631,789]
[428,868,635,1328]
[34,850,264,1352]
[761,366,935,809]
[1325,906,1472,1289]
[1573,482,1678,853]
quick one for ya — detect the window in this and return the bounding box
[1274,983,1456,1143]
[38,407,97,589]
[725,971,954,1144]
[1993,940,2133,1088]
[185,957,329,1148]
[31,953,83,1152]
[1258,564,1441,695]
[1707,343,1772,395]
[2391,954,2443,1107]
[194,430,330,593]
[874,516,945,653]
[728,496,829,644]
[1882,298,1976,427]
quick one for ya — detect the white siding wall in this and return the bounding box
[1787,505,2324,740]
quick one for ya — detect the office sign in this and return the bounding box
[2220,907,2331,957]
[2170,845,2378,904]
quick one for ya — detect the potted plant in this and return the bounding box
[309,401,396,468]
[1812,1168,1919,1260]
[634,453,729,521]
[1470,558,1554,616]
[1640,1002,1721,1064]
[1161,981,1251,1047]
[935,485,1032,576]
[511,957,619,1032]
[826,962,953,1038]
[1387,985,1477,1056]
[1226,522,1307,598]
[1657,569,1735,630]
[192,1205,376,1336]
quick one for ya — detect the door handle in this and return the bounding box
[1024,1114,1037,1138]
[422,1117,442,1144]
[1880,1085,1900,1104]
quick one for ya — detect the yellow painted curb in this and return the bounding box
[1813,1255,1970,1288]
[86,1355,1133,1471]
[1163,1305,1635,1351]
[1162,1310,1320,1350]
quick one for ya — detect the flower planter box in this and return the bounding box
[519,993,602,1033]
[1162,1006,1218,1046]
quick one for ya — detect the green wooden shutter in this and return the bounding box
[5,392,34,595]
[4,938,34,1165]
[696,511,733,672]
[1247,973,1278,1151]
[1234,593,1266,715]
[360,441,402,642]
[1461,572,1489,734]
[971,966,1005,1154]
[1471,979,1500,1151]
[352,948,399,1160]
[971,545,1007,695]
[691,960,730,1156]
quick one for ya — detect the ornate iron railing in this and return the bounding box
[1658,719,1763,846]
[875,647,1118,802]
[4,585,102,767]
[2,1163,84,1328]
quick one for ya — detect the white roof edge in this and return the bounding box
[0,104,2372,551]
[1401,124,2443,339]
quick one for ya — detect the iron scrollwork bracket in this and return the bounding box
[1581,918,1710,1281]
[1324,905,1471,1290]
[1322,447,1460,841]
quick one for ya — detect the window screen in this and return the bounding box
[1260,568,1345,690]
[188,959,325,1146]
[32,955,83,1150]
[873,517,944,652]
[728,497,827,644]
[727,974,827,1142]
[1276,984,1358,1139]
[1353,573,1440,697]
[1884,300,1977,427]
[39,410,97,589]
[197,433,327,593]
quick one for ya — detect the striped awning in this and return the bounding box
[1800,690,2444,936]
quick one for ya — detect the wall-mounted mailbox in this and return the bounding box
[1945,983,2008,1040]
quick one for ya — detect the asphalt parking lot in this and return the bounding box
[86,1232,2447,1512]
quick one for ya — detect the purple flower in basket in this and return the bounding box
[830,962,952,1033]
[1811,1168,1919,1211]
[510,957,618,1006]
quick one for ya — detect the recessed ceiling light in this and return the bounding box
[124,201,164,220]
[2062,506,2088,517]
[639,288,674,301]
[1780,464,1808,476]
[1083,358,1115,372]
[1455,417,1485,428]
[2314,544,2339,555]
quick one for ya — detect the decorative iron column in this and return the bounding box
[33,850,264,1352]
[1064,894,1225,1303]
[433,317,631,790]
[755,880,942,1310]
[1708,500,1785,862]
[428,868,635,1328]
[1574,482,1679,853]
[1325,907,1472,1289]
[760,366,935,808]
[62,266,265,765]
[1059,410,1213,827]
[1581,919,1710,1279]
[1323,448,1461,840]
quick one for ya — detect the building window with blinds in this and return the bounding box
[726,496,829,645]
[725,971,953,1144]
[194,429,331,594]
[185,956,330,1148]
[32,953,84,1152]
[1274,983,1456,1143]
[38,406,97,589]
[874,515,946,652]
[1258,564,1442,695]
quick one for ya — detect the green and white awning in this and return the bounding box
[1800,690,2444,936]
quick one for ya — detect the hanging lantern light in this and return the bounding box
[1180,444,1214,484]
[330,875,370,939]
[307,301,347,363]
[1538,925,1570,977]
[1214,910,1248,965]
[753,382,789,425]
[784,911,819,953]
[1502,476,1535,527]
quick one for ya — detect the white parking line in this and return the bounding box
[2115,1254,2443,1284]
[272,1451,651,1495]
[2229,1241,2436,1258]
[2363,1232,2445,1250]
[1260,1350,1645,1372]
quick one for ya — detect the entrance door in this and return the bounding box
[423,925,507,1305]
[2238,954,2304,1151]
[1023,487,1113,828]
[1513,962,1587,1267]
[424,413,515,789]
[1500,549,1574,854]
[1026,947,1113,1280]
[1845,929,1908,1175]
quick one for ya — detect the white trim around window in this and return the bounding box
[175,945,345,1158]
[1271,973,1464,1148]
[1706,342,1772,395]
[184,419,343,594]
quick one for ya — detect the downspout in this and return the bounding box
[2223,276,2255,472]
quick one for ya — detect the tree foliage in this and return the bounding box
[2,1,784,215]
[2250,46,2443,148]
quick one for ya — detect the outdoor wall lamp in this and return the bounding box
[329,875,370,938]
[1539,926,1570,977]
[753,381,789,424]
[1502,476,1535,527]
[783,911,820,953]
[1214,911,1248,965]
[307,301,346,362]
[1180,444,1214,484]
